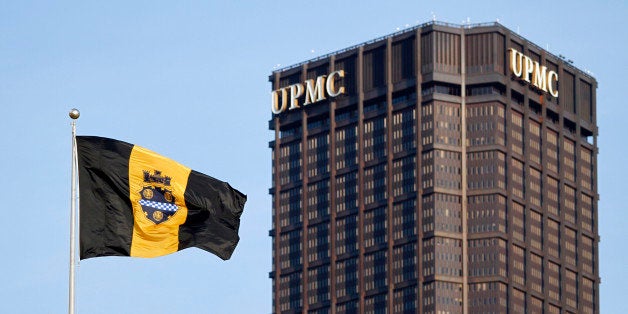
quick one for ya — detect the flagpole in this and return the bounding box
[69,108,80,314]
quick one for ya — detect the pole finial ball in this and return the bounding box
[69,108,80,119]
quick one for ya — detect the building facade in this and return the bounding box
[269,21,599,314]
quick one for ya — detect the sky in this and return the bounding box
[1,0,626,313]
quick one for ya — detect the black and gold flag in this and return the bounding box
[76,136,246,260]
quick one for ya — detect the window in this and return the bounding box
[511,245,525,286]
[279,272,302,311]
[392,155,416,196]
[434,237,462,277]
[468,238,507,278]
[548,261,561,301]
[279,141,302,184]
[393,243,417,284]
[335,214,358,256]
[546,129,559,173]
[434,193,461,233]
[279,229,302,270]
[529,253,543,293]
[393,199,417,240]
[529,209,543,251]
[364,251,387,291]
[580,146,594,190]
[335,125,358,170]
[335,172,358,213]
[307,223,329,263]
[307,265,330,305]
[563,138,576,182]
[335,257,358,299]
[364,164,387,205]
[364,206,387,248]
[528,119,542,164]
[547,218,561,259]
[393,285,417,313]
[512,201,525,242]
[307,133,329,178]
[392,108,416,153]
[511,158,525,200]
[307,180,329,222]
[468,194,506,234]
[510,111,524,155]
[364,117,386,162]
[279,187,302,228]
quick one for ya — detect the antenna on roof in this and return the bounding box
[431,12,436,22]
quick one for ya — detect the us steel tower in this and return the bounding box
[269,21,599,314]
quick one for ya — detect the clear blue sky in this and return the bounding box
[1,1,626,313]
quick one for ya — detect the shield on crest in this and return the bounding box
[138,186,178,224]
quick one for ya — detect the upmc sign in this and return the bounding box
[271,70,345,114]
[508,48,558,97]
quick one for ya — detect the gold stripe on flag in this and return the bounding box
[128,145,191,257]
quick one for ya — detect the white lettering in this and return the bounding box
[532,63,548,92]
[288,83,304,110]
[523,55,534,83]
[271,88,288,114]
[271,70,345,114]
[548,71,558,97]
[304,76,326,105]
[326,70,345,97]
[509,49,523,77]
[509,48,559,98]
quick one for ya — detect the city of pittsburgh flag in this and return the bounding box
[76,136,246,260]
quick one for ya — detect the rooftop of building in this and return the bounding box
[271,20,594,82]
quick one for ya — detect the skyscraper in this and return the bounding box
[269,21,598,314]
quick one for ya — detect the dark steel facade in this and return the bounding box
[269,21,599,314]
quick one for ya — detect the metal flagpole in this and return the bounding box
[69,108,80,314]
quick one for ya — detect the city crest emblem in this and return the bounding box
[138,170,179,224]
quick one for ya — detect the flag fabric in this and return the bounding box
[76,136,246,260]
